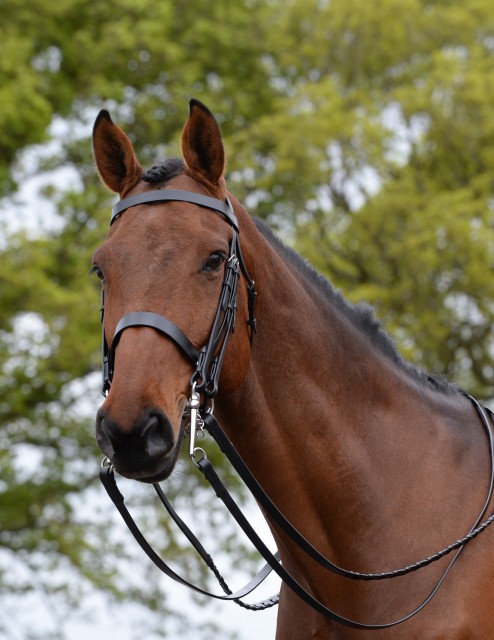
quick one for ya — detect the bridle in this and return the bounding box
[98,187,494,629]
[101,188,257,398]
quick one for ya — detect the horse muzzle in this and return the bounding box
[96,406,183,482]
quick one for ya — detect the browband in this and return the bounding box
[111,189,239,230]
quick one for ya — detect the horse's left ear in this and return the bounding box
[181,99,226,189]
[92,110,143,195]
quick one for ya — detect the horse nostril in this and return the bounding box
[95,408,178,480]
[141,413,173,458]
[96,413,115,459]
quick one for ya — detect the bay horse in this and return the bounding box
[92,99,494,639]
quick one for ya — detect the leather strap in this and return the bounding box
[194,453,451,630]
[99,462,279,607]
[196,400,494,628]
[192,237,240,397]
[152,483,279,610]
[111,189,239,230]
[203,399,494,581]
[112,312,199,365]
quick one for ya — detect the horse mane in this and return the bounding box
[254,219,457,396]
[139,159,455,395]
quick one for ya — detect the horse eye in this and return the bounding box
[203,253,226,272]
[91,265,104,281]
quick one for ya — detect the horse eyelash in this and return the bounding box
[89,265,104,280]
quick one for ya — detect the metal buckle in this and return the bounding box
[185,382,205,460]
[101,456,114,471]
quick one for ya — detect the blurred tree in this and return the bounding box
[1,1,279,637]
[284,0,494,395]
[1,0,493,637]
[0,180,255,639]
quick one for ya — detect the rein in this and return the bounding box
[98,188,494,629]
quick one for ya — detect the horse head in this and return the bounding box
[92,100,252,482]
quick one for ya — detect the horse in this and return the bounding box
[92,99,494,639]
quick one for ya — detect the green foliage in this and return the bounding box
[1,0,493,637]
[291,0,494,396]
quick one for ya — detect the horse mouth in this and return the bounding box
[96,406,186,483]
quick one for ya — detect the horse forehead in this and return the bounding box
[131,201,229,250]
[94,195,229,267]
[94,174,231,262]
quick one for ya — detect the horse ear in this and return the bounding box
[92,110,143,195]
[181,99,226,188]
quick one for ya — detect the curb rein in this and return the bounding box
[98,188,494,629]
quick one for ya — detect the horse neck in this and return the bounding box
[216,213,482,569]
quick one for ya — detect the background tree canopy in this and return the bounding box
[1,0,493,637]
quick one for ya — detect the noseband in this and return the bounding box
[100,188,257,398]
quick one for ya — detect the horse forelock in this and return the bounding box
[253,218,457,396]
[141,158,186,185]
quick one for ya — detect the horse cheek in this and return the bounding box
[220,317,252,396]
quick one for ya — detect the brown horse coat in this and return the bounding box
[92,100,494,639]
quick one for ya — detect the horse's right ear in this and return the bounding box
[92,110,143,195]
